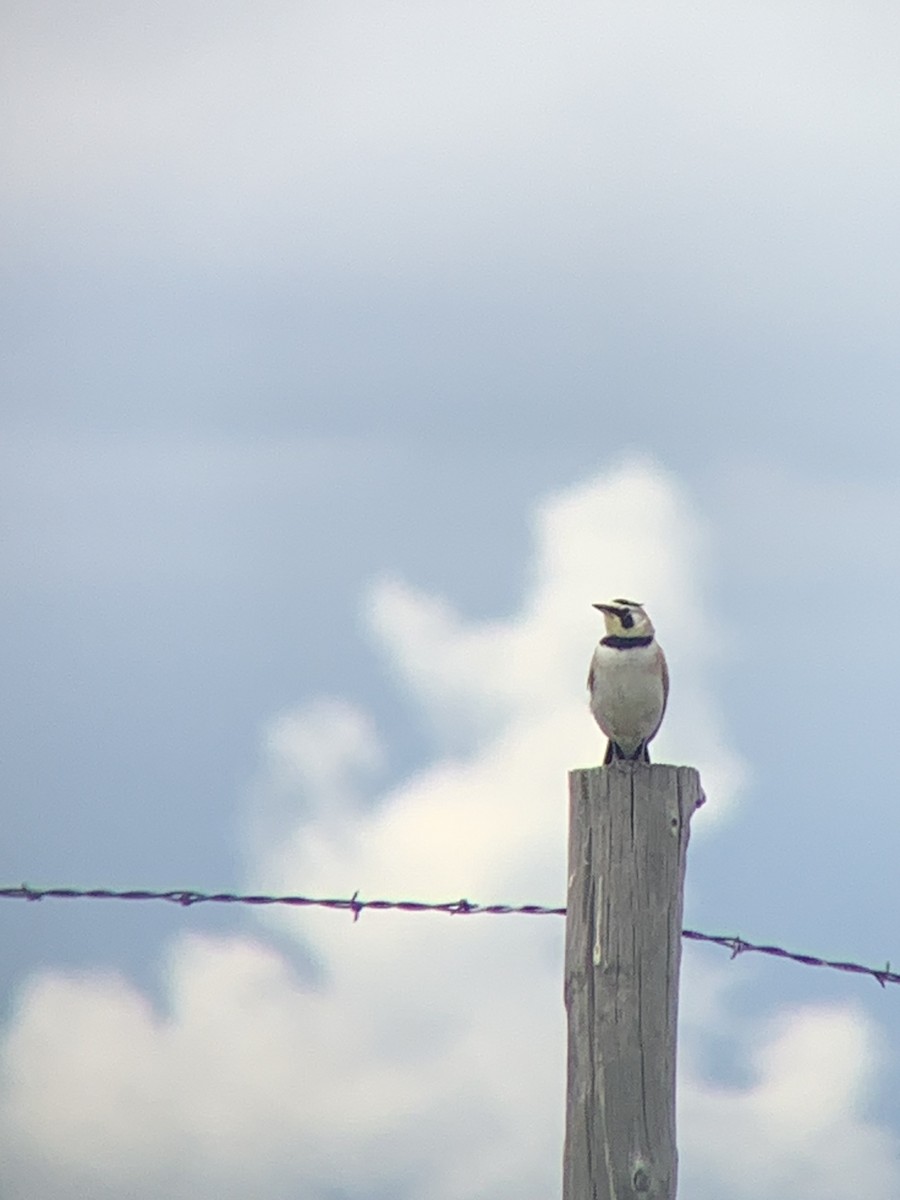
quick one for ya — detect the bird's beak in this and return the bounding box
[593,603,616,615]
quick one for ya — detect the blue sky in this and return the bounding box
[4,3,900,1196]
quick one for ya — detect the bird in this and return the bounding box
[587,599,668,765]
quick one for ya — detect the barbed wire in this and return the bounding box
[0,888,564,921]
[2,883,898,989]
[680,930,899,988]
[0,884,564,918]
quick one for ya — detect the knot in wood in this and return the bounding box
[632,1164,651,1193]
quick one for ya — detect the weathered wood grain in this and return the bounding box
[563,764,702,1200]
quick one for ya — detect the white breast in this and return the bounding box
[588,641,667,756]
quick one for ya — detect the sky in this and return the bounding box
[4,2,900,1196]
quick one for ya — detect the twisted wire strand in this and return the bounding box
[1,883,897,988]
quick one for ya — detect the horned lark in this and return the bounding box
[587,599,668,764]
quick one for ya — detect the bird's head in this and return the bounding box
[592,598,655,639]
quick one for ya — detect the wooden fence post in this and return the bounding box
[563,764,702,1200]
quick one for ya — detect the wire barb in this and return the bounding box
[2,883,898,989]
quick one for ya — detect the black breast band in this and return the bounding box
[600,635,654,650]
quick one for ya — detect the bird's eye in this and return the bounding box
[620,611,634,629]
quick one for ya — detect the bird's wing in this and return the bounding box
[587,662,595,693]
[651,646,669,738]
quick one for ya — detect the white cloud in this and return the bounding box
[680,991,899,1199]
[0,459,893,1198]
[366,456,744,813]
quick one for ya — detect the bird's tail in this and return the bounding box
[604,740,651,765]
